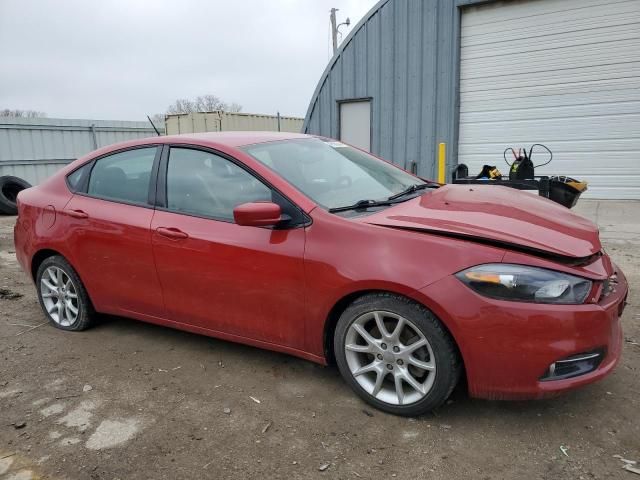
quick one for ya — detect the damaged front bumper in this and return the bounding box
[417,263,628,401]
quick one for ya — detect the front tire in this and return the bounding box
[36,255,95,331]
[334,293,461,416]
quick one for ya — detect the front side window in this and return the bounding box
[166,148,271,221]
[242,138,425,210]
[87,147,157,205]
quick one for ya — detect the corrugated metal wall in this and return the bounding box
[303,0,462,179]
[0,117,163,185]
[165,112,304,135]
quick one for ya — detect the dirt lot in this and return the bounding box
[1,200,639,480]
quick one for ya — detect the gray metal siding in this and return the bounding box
[304,0,465,178]
[0,117,162,185]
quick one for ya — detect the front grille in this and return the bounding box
[540,349,605,381]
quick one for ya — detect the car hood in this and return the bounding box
[360,185,601,258]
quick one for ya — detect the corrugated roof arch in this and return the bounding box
[302,0,391,133]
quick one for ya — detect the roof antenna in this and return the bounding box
[147,115,161,136]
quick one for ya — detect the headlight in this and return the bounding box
[456,264,592,304]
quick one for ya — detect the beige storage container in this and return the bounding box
[165,111,303,135]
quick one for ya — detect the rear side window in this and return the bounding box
[166,147,271,221]
[66,163,91,192]
[87,147,157,205]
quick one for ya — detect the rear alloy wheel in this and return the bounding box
[335,293,461,416]
[36,256,95,331]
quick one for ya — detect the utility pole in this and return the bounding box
[330,8,338,54]
[330,8,351,55]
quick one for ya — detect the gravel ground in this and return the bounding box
[1,199,639,480]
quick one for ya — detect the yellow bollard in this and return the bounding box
[438,143,446,184]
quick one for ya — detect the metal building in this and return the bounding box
[303,0,640,199]
[0,117,162,185]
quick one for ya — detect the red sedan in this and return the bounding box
[14,132,628,415]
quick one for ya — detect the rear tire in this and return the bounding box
[36,255,95,331]
[334,293,461,416]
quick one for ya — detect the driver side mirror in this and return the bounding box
[233,202,282,227]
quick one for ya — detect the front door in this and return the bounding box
[150,146,307,349]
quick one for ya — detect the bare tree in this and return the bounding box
[166,95,242,115]
[194,95,225,112]
[1,109,47,118]
[149,113,165,124]
[165,98,196,115]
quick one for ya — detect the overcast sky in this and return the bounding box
[0,0,378,121]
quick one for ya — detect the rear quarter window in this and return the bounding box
[66,163,92,192]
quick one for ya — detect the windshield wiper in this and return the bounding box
[387,183,434,201]
[329,183,438,213]
[328,199,396,213]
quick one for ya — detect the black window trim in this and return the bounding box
[66,144,163,210]
[156,144,311,229]
[64,143,311,228]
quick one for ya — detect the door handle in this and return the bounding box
[156,227,189,240]
[66,209,89,219]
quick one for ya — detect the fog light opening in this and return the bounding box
[540,349,605,381]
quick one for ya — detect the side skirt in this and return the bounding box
[104,307,328,366]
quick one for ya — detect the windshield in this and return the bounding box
[242,138,425,210]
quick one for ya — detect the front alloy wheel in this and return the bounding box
[335,293,461,416]
[344,311,436,405]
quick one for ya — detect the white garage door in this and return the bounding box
[458,0,640,199]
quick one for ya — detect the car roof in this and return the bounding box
[71,131,319,174]
[158,131,312,148]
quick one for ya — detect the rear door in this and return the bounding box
[64,146,165,318]
[150,146,307,348]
